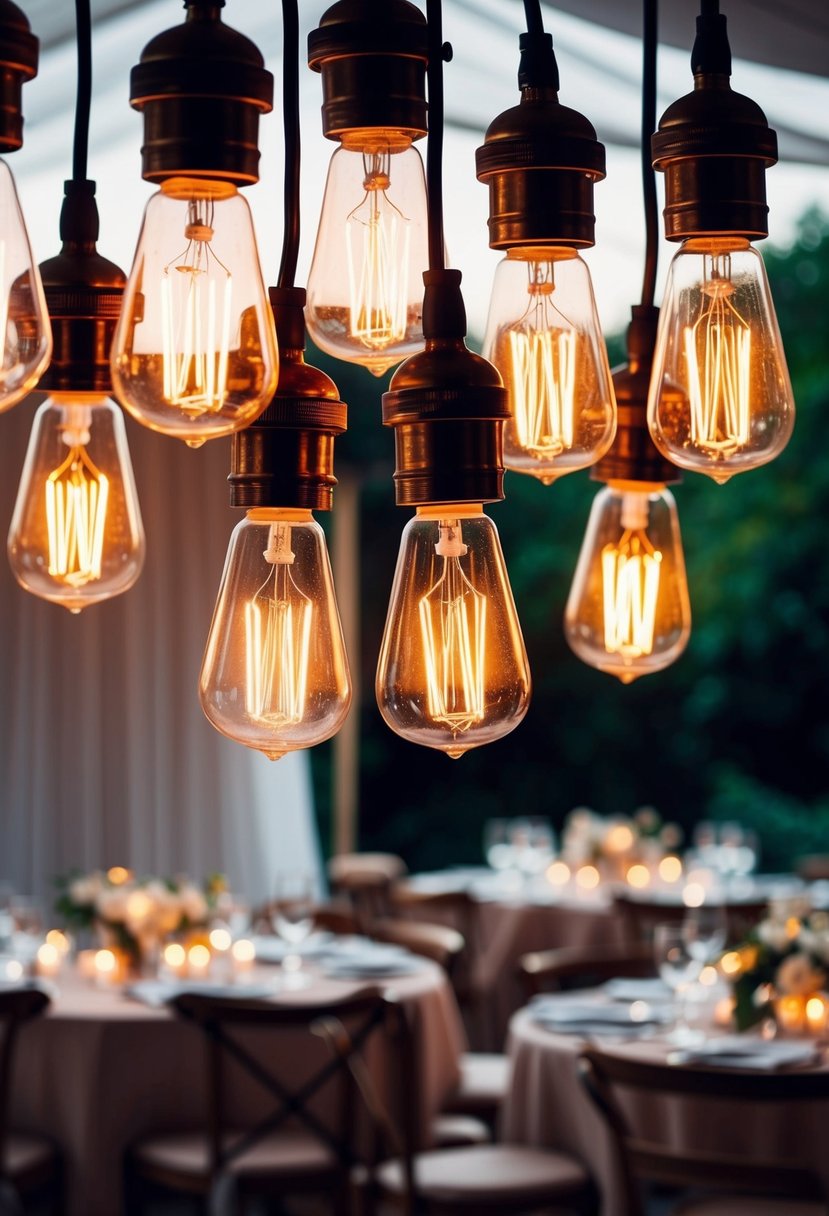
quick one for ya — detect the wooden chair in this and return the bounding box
[124,989,389,1215]
[0,988,63,1215]
[579,1047,829,1216]
[798,855,829,882]
[612,893,768,945]
[328,853,408,932]
[359,999,599,1216]
[370,918,465,977]
[519,943,657,999]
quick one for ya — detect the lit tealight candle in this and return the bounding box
[545,861,571,887]
[231,938,256,973]
[187,944,211,977]
[605,824,635,854]
[626,863,651,889]
[658,855,683,884]
[575,865,600,892]
[699,965,718,987]
[2,959,23,983]
[107,866,131,886]
[94,948,119,985]
[162,942,187,977]
[776,994,807,1035]
[714,996,735,1027]
[806,995,827,1036]
[209,927,232,954]
[682,882,706,908]
[35,942,61,979]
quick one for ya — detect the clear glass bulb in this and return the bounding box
[199,508,352,760]
[376,506,531,758]
[110,177,278,448]
[306,142,429,376]
[482,248,616,484]
[7,394,145,612]
[648,238,794,483]
[564,483,691,683]
[0,158,51,411]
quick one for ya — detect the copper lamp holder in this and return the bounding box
[0,0,37,151]
[229,288,347,512]
[130,0,274,185]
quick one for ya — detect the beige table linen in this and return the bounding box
[11,963,465,1216]
[502,1007,829,1216]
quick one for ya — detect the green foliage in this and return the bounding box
[309,210,829,871]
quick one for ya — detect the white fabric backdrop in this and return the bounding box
[0,395,323,908]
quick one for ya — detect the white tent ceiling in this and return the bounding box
[12,0,829,337]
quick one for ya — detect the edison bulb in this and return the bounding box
[0,159,51,411]
[648,238,794,483]
[8,395,145,612]
[199,509,351,759]
[306,142,429,376]
[376,506,530,758]
[565,483,690,683]
[110,178,277,447]
[482,248,615,484]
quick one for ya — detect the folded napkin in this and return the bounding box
[126,980,276,1009]
[530,995,670,1035]
[251,932,335,964]
[320,951,426,979]
[603,978,673,1003]
[669,1036,821,1070]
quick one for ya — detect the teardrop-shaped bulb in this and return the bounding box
[8,394,145,612]
[199,509,352,760]
[110,178,278,447]
[482,248,616,484]
[0,158,51,411]
[564,483,691,683]
[306,142,429,376]
[648,238,794,483]
[376,506,531,757]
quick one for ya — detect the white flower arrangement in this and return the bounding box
[56,868,223,964]
[560,806,682,868]
[725,898,829,1029]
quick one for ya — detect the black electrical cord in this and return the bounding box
[72,0,92,183]
[640,0,659,310]
[522,0,544,39]
[277,0,300,291]
[425,0,446,273]
[701,0,720,16]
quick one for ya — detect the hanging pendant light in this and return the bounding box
[647,0,794,484]
[306,0,431,377]
[8,1,144,613]
[376,0,531,758]
[200,0,352,761]
[0,0,51,412]
[110,0,278,448]
[565,0,691,684]
[476,0,615,486]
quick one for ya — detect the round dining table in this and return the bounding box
[10,961,465,1216]
[501,1004,829,1216]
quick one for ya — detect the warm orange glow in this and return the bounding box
[94,949,117,974]
[107,866,131,886]
[164,943,186,969]
[209,927,232,953]
[658,855,683,883]
[546,860,571,886]
[575,864,600,890]
[232,939,256,964]
[720,951,742,976]
[187,944,211,970]
[45,929,71,955]
[626,863,651,889]
[682,882,706,908]
[605,824,635,853]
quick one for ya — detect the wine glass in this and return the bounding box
[271,874,315,990]
[519,818,556,880]
[682,903,727,965]
[483,819,517,874]
[654,922,704,1045]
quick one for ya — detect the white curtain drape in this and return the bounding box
[0,397,322,910]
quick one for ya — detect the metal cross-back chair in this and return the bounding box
[0,987,63,1216]
[611,892,768,945]
[124,987,390,1215]
[579,1046,829,1216]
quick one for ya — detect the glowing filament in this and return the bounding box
[160,198,233,418]
[346,151,410,349]
[684,253,751,454]
[419,524,486,736]
[244,540,312,728]
[504,261,578,458]
[602,534,662,658]
[45,446,109,586]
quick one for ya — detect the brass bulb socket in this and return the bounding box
[476,93,605,250]
[308,0,427,143]
[130,7,273,184]
[652,77,777,241]
[36,247,126,396]
[0,0,38,152]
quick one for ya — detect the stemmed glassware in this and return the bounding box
[654,922,704,1045]
[271,873,315,990]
